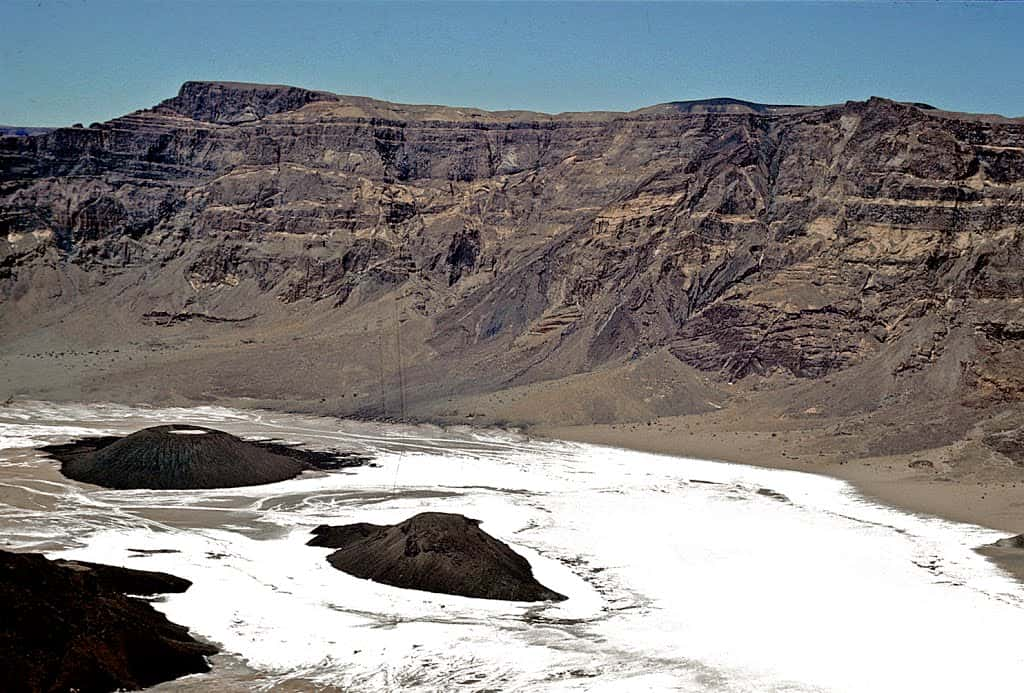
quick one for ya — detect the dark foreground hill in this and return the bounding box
[309,512,566,601]
[3,81,1024,523]
[0,550,215,693]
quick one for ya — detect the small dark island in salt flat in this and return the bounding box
[308,512,566,602]
[977,533,1024,581]
[39,424,368,490]
[0,549,216,693]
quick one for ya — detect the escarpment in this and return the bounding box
[2,82,1024,437]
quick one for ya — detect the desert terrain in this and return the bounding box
[3,81,1024,574]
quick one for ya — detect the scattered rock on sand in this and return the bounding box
[39,424,367,489]
[0,549,216,693]
[309,512,566,602]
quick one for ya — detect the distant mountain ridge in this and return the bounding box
[635,97,811,115]
[0,125,54,137]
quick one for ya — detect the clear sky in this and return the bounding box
[2,0,1023,127]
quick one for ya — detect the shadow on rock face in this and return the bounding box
[0,550,216,693]
[309,512,566,602]
[39,425,369,490]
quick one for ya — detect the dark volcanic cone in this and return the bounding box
[40,424,368,490]
[0,550,216,693]
[44,424,305,489]
[308,512,566,602]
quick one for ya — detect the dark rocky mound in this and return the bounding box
[990,534,1024,549]
[978,534,1024,582]
[308,512,566,602]
[983,427,1024,464]
[0,550,216,693]
[39,424,367,490]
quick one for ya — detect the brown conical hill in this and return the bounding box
[308,512,566,602]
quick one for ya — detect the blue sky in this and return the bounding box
[2,1,1023,126]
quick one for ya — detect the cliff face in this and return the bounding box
[2,82,1023,433]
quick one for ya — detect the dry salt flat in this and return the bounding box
[1,401,1023,692]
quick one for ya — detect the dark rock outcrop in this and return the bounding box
[39,424,366,489]
[309,512,566,602]
[983,427,1024,464]
[52,558,193,595]
[0,550,215,693]
[989,534,1024,549]
[155,81,338,124]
